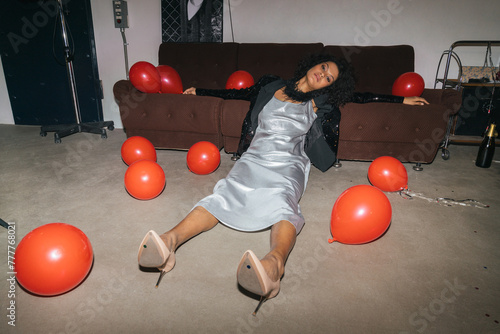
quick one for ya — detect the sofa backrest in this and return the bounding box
[325,45,415,94]
[158,42,414,94]
[159,42,239,89]
[236,43,324,82]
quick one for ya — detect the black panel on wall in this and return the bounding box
[455,86,500,136]
[0,0,103,126]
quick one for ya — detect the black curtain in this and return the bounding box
[0,0,103,125]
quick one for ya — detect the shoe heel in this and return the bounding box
[252,296,267,316]
[155,270,167,288]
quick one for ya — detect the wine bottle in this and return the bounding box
[475,122,496,168]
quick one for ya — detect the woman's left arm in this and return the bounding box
[402,96,429,105]
[352,92,429,105]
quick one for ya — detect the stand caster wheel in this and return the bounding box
[40,131,47,137]
[230,153,239,161]
[441,148,450,160]
[54,135,61,144]
[101,133,108,139]
[108,125,114,131]
[333,159,342,168]
[413,163,423,171]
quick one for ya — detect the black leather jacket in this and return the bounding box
[196,75,403,172]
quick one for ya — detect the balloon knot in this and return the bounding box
[328,238,335,244]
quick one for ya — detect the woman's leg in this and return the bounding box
[260,220,297,282]
[160,206,219,252]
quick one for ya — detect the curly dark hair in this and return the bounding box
[284,53,355,106]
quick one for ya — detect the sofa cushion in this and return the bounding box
[158,43,239,89]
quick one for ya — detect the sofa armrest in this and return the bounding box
[421,88,462,118]
[113,79,134,97]
[338,94,460,163]
[113,80,224,149]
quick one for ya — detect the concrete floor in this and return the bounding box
[0,124,499,334]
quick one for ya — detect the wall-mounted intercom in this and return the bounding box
[113,0,128,28]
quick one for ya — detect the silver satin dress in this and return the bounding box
[195,96,316,234]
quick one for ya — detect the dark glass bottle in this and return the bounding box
[476,123,496,168]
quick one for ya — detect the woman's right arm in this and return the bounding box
[182,75,281,101]
[352,92,428,105]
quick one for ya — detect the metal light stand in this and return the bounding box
[40,0,113,143]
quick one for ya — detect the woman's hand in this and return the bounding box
[403,96,429,106]
[183,87,197,95]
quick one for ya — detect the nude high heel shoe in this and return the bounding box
[236,250,280,315]
[138,230,175,288]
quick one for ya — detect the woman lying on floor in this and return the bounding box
[137,53,428,315]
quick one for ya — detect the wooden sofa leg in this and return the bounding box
[333,159,342,168]
[413,163,423,171]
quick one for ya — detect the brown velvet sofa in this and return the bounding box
[113,42,462,170]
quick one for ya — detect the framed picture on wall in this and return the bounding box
[162,0,223,43]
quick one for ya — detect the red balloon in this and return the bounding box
[124,160,165,200]
[329,185,392,245]
[368,156,408,192]
[129,61,161,93]
[121,136,157,165]
[187,141,221,175]
[15,223,93,296]
[157,65,183,94]
[392,72,425,97]
[225,70,255,90]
